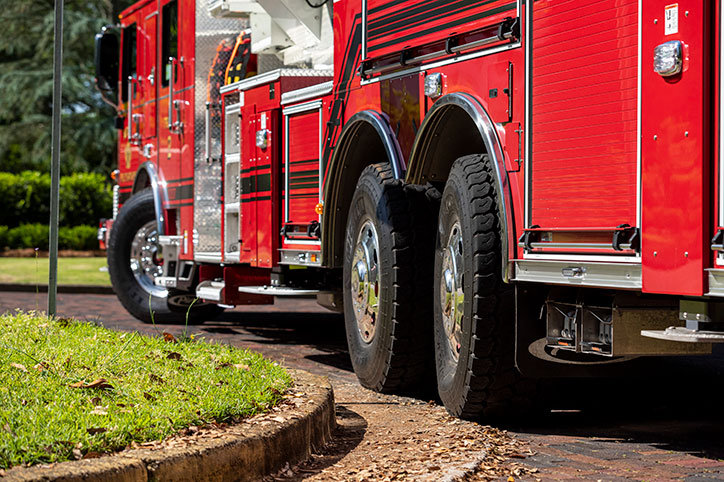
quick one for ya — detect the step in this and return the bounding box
[196,280,225,302]
[641,327,724,343]
[238,285,327,296]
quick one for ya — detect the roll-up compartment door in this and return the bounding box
[282,103,322,251]
[525,0,640,256]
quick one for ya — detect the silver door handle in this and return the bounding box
[127,76,141,146]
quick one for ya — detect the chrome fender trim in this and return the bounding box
[332,110,405,180]
[406,92,514,282]
[321,110,405,267]
[132,161,169,236]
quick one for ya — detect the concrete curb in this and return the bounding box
[0,284,114,295]
[3,369,336,482]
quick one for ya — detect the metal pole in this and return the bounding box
[48,0,64,316]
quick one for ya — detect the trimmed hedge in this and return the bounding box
[0,224,99,251]
[0,171,112,228]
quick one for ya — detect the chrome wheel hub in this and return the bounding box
[350,220,380,344]
[129,220,167,298]
[440,222,464,362]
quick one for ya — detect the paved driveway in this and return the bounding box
[3,291,724,481]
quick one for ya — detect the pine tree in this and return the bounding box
[0,0,133,175]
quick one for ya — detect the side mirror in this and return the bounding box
[94,26,119,95]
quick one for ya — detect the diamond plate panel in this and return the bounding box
[193,4,247,257]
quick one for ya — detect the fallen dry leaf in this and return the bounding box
[233,364,250,371]
[69,379,113,390]
[162,332,177,343]
[83,452,103,459]
[166,352,182,361]
[90,407,108,416]
[149,374,164,384]
[86,427,107,435]
[143,392,157,401]
[10,363,27,372]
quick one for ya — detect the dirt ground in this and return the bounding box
[264,382,536,482]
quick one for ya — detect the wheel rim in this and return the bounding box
[440,221,465,362]
[129,220,167,298]
[350,219,380,344]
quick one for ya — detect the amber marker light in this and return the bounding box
[314,202,324,215]
[110,169,120,182]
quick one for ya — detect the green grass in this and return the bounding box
[0,312,292,469]
[0,257,110,286]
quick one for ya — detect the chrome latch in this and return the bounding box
[561,267,586,278]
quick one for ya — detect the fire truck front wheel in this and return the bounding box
[107,189,221,324]
[434,154,532,420]
[343,163,438,394]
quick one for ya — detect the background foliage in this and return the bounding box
[0,0,133,175]
[0,224,98,251]
[0,172,112,227]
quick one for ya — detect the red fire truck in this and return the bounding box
[95,0,722,419]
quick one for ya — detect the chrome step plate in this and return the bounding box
[196,280,225,302]
[641,327,724,343]
[238,285,327,296]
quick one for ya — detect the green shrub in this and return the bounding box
[6,224,49,250]
[0,171,111,227]
[58,225,98,250]
[1,224,99,250]
[60,173,113,227]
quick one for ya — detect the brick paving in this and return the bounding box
[3,291,724,481]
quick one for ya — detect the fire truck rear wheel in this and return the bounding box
[343,163,439,394]
[434,154,532,420]
[107,189,222,324]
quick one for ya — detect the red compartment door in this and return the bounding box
[282,106,322,250]
[529,0,639,232]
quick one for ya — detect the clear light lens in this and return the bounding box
[255,129,268,149]
[653,40,683,77]
[424,73,443,98]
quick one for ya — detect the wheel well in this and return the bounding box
[132,169,151,194]
[406,104,486,186]
[405,93,514,282]
[323,121,391,268]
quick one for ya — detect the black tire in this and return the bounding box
[434,154,532,419]
[107,189,222,324]
[343,163,439,393]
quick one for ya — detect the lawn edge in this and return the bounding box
[3,369,336,482]
[0,283,113,294]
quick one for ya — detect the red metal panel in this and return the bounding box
[222,266,273,305]
[641,0,710,295]
[240,104,257,265]
[365,0,516,59]
[487,61,512,123]
[255,109,278,268]
[530,0,639,230]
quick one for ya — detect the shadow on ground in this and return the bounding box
[263,406,368,481]
[502,350,724,462]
